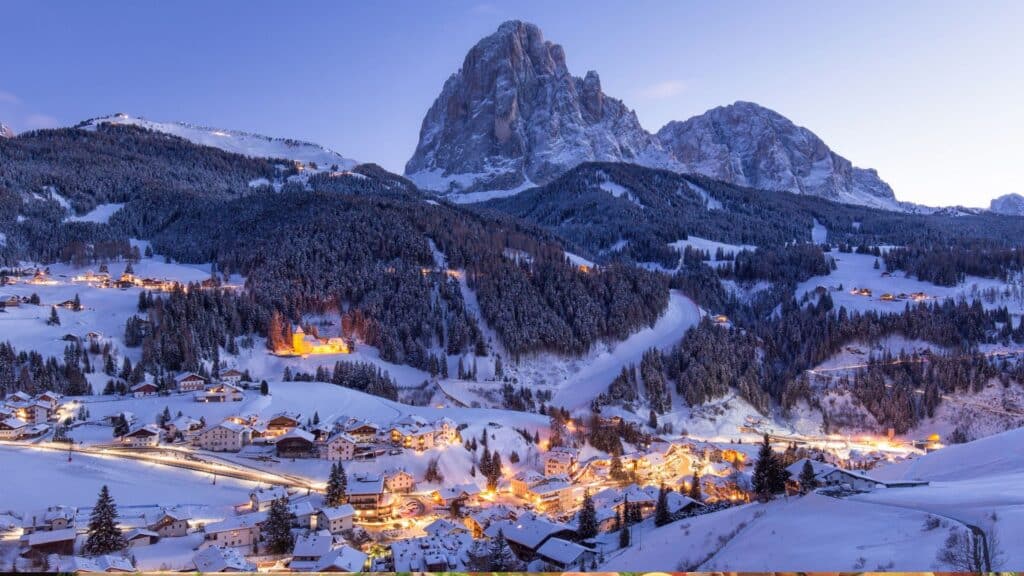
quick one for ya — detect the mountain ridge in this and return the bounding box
[406,20,901,211]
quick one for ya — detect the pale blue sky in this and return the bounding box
[2,0,1021,206]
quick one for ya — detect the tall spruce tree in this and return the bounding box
[752,433,788,500]
[799,460,819,494]
[83,485,126,555]
[488,529,520,571]
[263,498,294,554]
[654,484,671,526]
[578,490,598,538]
[689,472,703,501]
[326,462,347,506]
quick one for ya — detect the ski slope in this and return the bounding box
[82,114,358,169]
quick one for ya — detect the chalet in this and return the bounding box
[465,505,517,538]
[22,506,76,535]
[275,428,317,458]
[288,500,318,529]
[130,382,159,398]
[195,421,250,452]
[342,420,379,443]
[146,509,191,538]
[311,546,368,572]
[542,447,578,477]
[56,299,80,310]
[819,468,884,491]
[347,473,390,519]
[323,432,357,461]
[523,476,573,513]
[431,483,481,508]
[537,537,594,571]
[200,513,265,549]
[390,533,472,572]
[593,485,659,522]
[192,546,256,572]
[785,458,837,489]
[249,486,290,512]
[102,412,136,427]
[0,417,27,439]
[120,425,160,447]
[384,468,416,493]
[174,372,207,393]
[21,528,77,561]
[168,415,204,439]
[665,492,704,516]
[483,514,576,559]
[316,504,355,534]
[290,326,349,356]
[264,412,301,438]
[511,470,546,499]
[9,401,51,425]
[388,415,457,450]
[219,369,245,385]
[36,391,62,410]
[1,294,21,307]
[124,528,159,547]
[880,293,896,301]
[423,518,468,538]
[52,554,135,573]
[288,530,335,571]
[195,383,243,403]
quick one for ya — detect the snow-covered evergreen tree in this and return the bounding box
[83,485,126,555]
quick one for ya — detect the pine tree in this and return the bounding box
[752,433,788,500]
[688,472,703,502]
[799,460,818,494]
[263,497,294,554]
[326,462,347,506]
[654,484,671,526]
[488,529,520,571]
[609,451,626,483]
[73,293,81,312]
[83,485,126,555]
[578,490,598,538]
[47,306,60,326]
[648,409,658,429]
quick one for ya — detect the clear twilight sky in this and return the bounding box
[2,0,1021,207]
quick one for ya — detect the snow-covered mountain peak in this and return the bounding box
[656,101,899,209]
[80,113,358,169]
[989,193,1024,216]
[0,121,15,138]
[404,20,667,194]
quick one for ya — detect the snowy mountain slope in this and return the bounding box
[657,101,900,210]
[989,193,1024,216]
[874,426,1024,482]
[81,113,358,169]
[0,121,14,138]
[602,494,951,571]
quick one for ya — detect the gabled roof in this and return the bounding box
[192,546,255,572]
[318,504,355,521]
[0,417,27,430]
[123,424,160,438]
[292,530,333,558]
[347,473,384,495]
[204,512,266,533]
[484,514,570,550]
[785,458,837,480]
[278,427,315,443]
[124,528,158,541]
[315,545,368,572]
[537,537,588,565]
[26,527,78,546]
[54,554,135,573]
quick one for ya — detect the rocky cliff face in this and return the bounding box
[407,21,898,210]
[989,193,1024,216]
[404,21,665,193]
[0,122,15,139]
[656,101,896,208]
